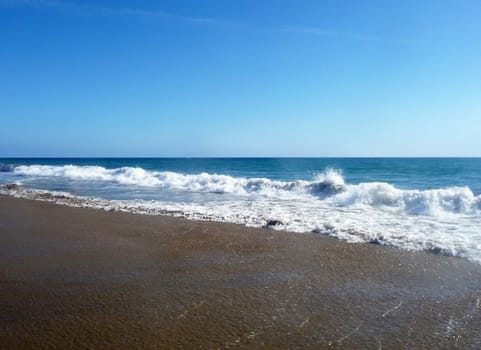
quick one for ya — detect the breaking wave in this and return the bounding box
[12,164,345,196]
[10,164,481,216]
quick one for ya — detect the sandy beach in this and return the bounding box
[1,195,481,349]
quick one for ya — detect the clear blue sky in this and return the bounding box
[1,0,480,157]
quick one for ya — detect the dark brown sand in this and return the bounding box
[1,195,481,349]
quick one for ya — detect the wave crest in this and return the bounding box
[332,182,480,215]
[10,164,481,216]
[13,164,345,197]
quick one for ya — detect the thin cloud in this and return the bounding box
[283,25,417,44]
[1,1,417,43]
[0,0,245,28]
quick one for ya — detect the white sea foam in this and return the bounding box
[332,182,480,216]
[11,165,481,214]
[13,165,346,197]
[4,164,481,263]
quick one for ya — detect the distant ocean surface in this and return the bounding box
[1,158,481,262]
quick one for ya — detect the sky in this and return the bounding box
[1,0,480,157]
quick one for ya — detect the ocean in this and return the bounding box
[1,158,480,262]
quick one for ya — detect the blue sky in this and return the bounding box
[1,0,480,157]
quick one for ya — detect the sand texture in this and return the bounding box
[1,195,481,349]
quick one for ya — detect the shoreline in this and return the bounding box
[2,184,478,264]
[1,195,481,348]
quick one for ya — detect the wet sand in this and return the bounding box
[1,195,481,349]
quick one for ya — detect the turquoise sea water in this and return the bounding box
[1,158,481,262]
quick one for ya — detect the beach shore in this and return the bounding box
[1,195,481,349]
